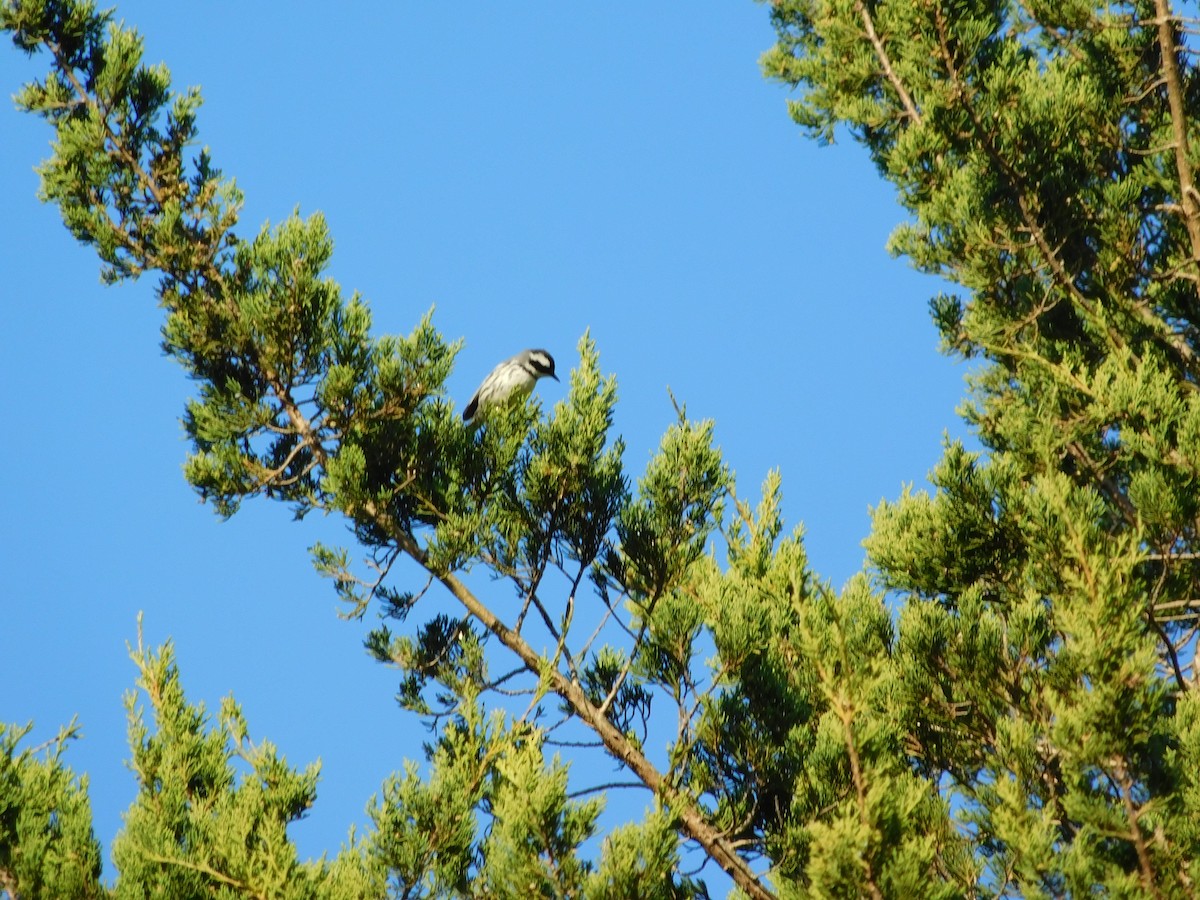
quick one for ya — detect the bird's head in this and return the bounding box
[527,349,559,381]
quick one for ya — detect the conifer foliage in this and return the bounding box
[4,0,1200,896]
[762,0,1200,894]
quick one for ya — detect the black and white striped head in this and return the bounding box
[522,349,558,382]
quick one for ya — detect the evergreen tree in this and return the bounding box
[761,0,1200,894]
[3,0,1200,897]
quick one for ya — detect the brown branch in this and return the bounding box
[1148,609,1188,690]
[388,528,776,900]
[855,0,922,125]
[1145,549,1190,690]
[814,604,886,900]
[566,780,649,799]
[1154,0,1200,288]
[597,615,652,721]
[1151,596,1200,610]
[46,39,166,209]
[1112,757,1165,900]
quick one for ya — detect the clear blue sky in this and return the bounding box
[0,2,970,885]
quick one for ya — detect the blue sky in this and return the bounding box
[0,2,971,885]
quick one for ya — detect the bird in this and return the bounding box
[462,348,559,423]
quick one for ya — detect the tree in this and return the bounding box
[761,0,1200,894]
[3,0,1200,898]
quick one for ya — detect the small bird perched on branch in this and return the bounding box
[462,348,559,423]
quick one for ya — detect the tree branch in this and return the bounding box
[1153,0,1200,292]
[388,529,777,900]
[132,845,265,900]
[1112,756,1164,900]
[855,0,922,125]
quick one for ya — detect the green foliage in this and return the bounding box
[479,742,599,897]
[584,810,699,900]
[362,698,502,897]
[763,0,1200,893]
[110,629,376,900]
[0,720,104,899]
[612,416,728,602]
[684,481,971,896]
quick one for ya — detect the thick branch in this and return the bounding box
[1154,0,1200,290]
[389,529,776,900]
